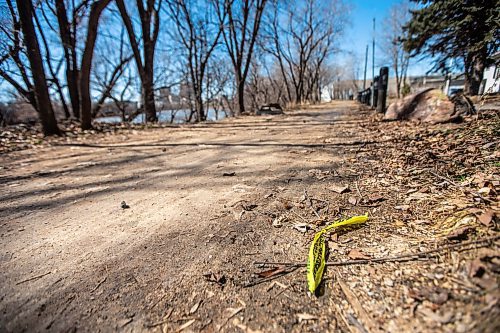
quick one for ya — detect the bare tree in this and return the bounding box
[32,9,71,119]
[53,0,81,119]
[50,0,112,129]
[214,0,268,115]
[265,0,347,105]
[91,27,133,118]
[0,0,38,111]
[15,0,60,135]
[79,0,112,129]
[166,0,225,122]
[381,0,411,98]
[116,0,162,123]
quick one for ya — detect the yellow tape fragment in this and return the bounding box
[306,214,368,294]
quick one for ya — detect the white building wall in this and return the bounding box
[482,64,500,94]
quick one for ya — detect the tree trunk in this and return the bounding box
[55,0,80,119]
[16,0,60,136]
[195,90,205,122]
[142,75,157,122]
[469,54,486,95]
[80,0,111,130]
[237,79,245,115]
[395,76,401,99]
[67,67,80,119]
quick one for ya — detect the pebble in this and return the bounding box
[455,323,467,333]
[384,278,395,287]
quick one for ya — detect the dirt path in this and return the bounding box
[1,101,498,332]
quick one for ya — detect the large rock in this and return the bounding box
[384,89,474,124]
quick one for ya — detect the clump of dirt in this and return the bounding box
[384,89,476,123]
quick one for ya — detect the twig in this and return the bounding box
[332,301,357,333]
[355,181,362,199]
[347,314,369,333]
[149,293,167,310]
[16,271,51,285]
[311,207,321,218]
[243,266,298,288]
[144,308,174,328]
[91,276,107,292]
[428,169,492,203]
[290,210,308,223]
[310,197,329,203]
[254,234,500,267]
[428,170,461,189]
[338,278,377,333]
[304,189,321,218]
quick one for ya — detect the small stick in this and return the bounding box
[428,170,461,189]
[304,189,321,218]
[254,234,500,267]
[144,308,174,328]
[338,278,377,333]
[243,266,298,288]
[347,314,369,333]
[311,207,321,218]
[332,301,357,333]
[16,271,51,285]
[91,276,107,292]
[290,210,308,223]
[428,169,492,203]
[355,181,362,199]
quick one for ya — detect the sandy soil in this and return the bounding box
[0,101,498,333]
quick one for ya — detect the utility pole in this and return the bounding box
[363,44,368,90]
[371,17,376,107]
[372,18,375,81]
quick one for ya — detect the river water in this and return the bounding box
[95,108,227,124]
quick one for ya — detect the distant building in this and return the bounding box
[479,52,500,95]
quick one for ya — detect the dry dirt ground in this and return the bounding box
[0,101,498,333]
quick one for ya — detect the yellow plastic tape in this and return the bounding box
[306,214,368,293]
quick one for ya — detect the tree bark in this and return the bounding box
[16,0,60,136]
[237,78,245,115]
[55,0,80,119]
[116,0,160,123]
[466,52,486,96]
[80,0,111,130]
[142,76,157,122]
[195,92,205,122]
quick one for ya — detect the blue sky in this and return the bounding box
[343,0,432,79]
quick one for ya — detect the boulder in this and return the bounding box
[384,89,474,124]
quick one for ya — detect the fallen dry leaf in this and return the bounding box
[233,319,263,333]
[293,223,311,233]
[446,226,475,241]
[477,209,494,226]
[189,300,202,314]
[347,249,371,260]
[348,196,358,205]
[394,219,405,227]
[297,313,318,322]
[411,287,449,305]
[395,205,410,211]
[256,267,287,278]
[468,258,486,278]
[177,319,195,332]
[329,184,350,194]
[417,307,454,324]
[477,187,491,196]
[225,306,244,320]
